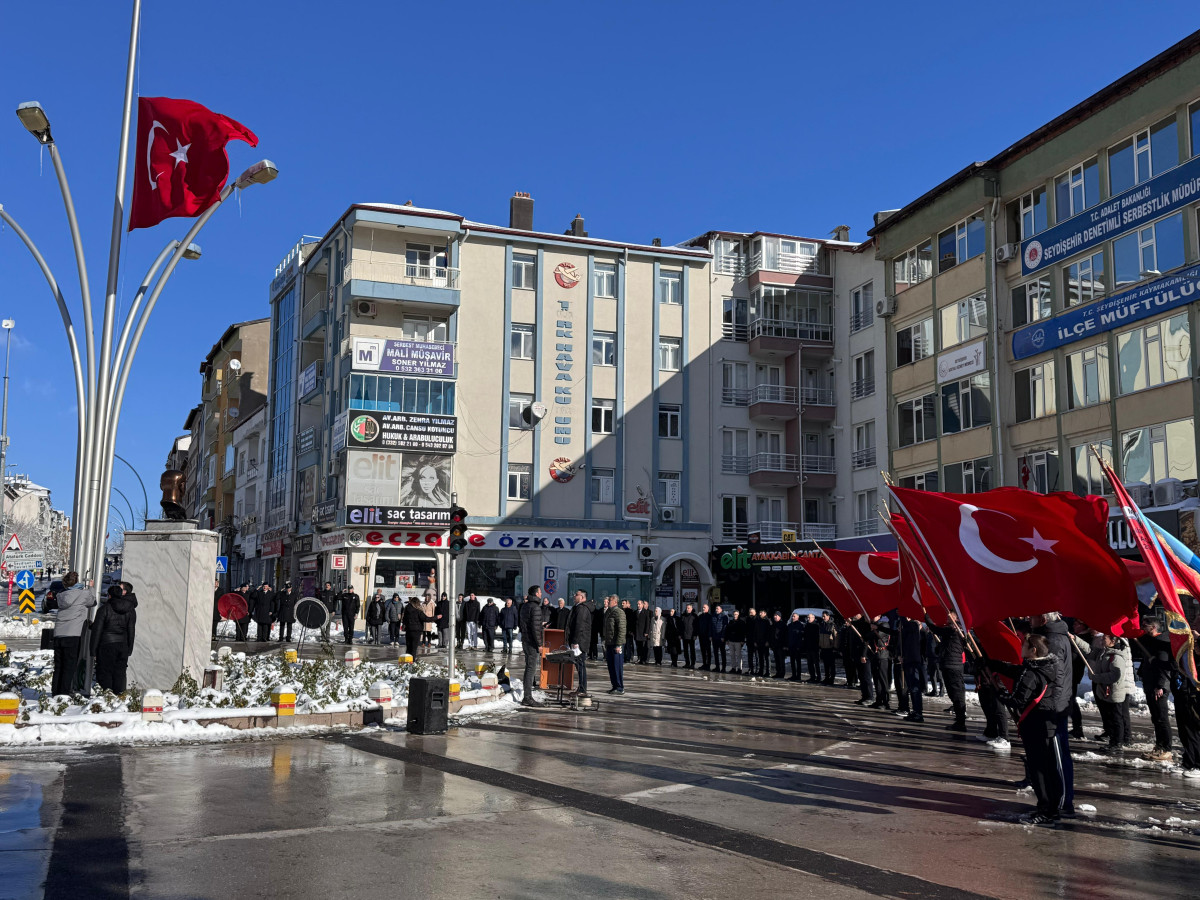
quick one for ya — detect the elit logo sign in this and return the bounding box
[349,415,380,444]
[1023,240,1043,270]
[719,547,752,570]
[553,262,580,289]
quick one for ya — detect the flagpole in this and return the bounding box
[813,542,871,621]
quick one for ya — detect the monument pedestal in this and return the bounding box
[121,520,219,691]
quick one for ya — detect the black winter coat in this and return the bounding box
[770,620,788,649]
[695,612,713,638]
[91,595,137,655]
[680,611,696,639]
[366,599,385,626]
[899,618,923,662]
[402,600,431,632]
[340,591,361,620]
[566,604,592,648]
[276,590,297,625]
[318,589,337,613]
[518,598,546,648]
[551,606,570,629]
[462,597,481,623]
[665,614,682,650]
[1033,619,1071,713]
[927,618,965,667]
[480,602,500,629]
[624,607,637,638]
[726,617,748,642]
[252,589,275,625]
[1134,633,1173,692]
[801,622,820,651]
[635,608,651,640]
[753,616,771,645]
[788,621,804,651]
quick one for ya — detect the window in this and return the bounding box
[893,241,933,287]
[510,323,535,360]
[659,270,682,305]
[1113,212,1185,287]
[896,318,933,366]
[656,471,681,507]
[941,373,992,435]
[590,467,615,504]
[1122,418,1196,486]
[512,252,537,290]
[1109,115,1179,195]
[1063,251,1106,307]
[852,350,875,399]
[722,296,748,340]
[405,243,447,280]
[592,398,615,434]
[507,464,531,501]
[659,336,682,371]
[850,282,874,332]
[721,429,748,474]
[722,496,748,541]
[224,443,235,474]
[1018,187,1048,239]
[721,362,748,405]
[756,496,785,530]
[940,295,987,348]
[508,393,533,429]
[1071,441,1113,496]
[402,315,449,342]
[899,470,939,492]
[1054,159,1099,220]
[1066,344,1110,409]
[897,393,937,447]
[658,403,681,438]
[943,456,994,494]
[1192,100,1200,158]
[854,490,878,530]
[1116,313,1191,394]
[1015,362,1056,423]
[1012,277,1051,327]
[1018,450,1060,493]
[349,374,456,414]
[852,421,876,470]
[937,213,985,273]
[594,262,617,298]
[592,331,616,366]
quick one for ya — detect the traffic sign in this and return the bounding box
[3,550,42,568]
[17,589,35,614]
[14,571,34,591]
[215,556,228,575]
[2,534,22,554]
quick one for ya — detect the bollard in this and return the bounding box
[30,619,39,626]
[0,692,19,725]
[142,689,165,723]
[475,662,488,675]
[368,681,393,709]
[449,680,461,703]
[398,653,414,664]
[481,673,498,692]
[271,685,297,717]
[0,642,9,667]
[283,648,298,664]
[202,666,225,691]
[344,650,361,668]
[217,646,233,662]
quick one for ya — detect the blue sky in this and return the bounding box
[1,1,1198,531]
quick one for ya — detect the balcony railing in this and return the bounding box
[849,309,874,333]
[722,522,749,542]
[721,387,750,407]
[802,523,837,541]
[750,452,798,474]
[850,377,875,400]
[757,520,798,542]
[343,260,460,289]
[854,519,880,537]
[851,447,877,470]
[802,454,836,474]
[715,256,747,277]
[749,317,834,343]
[722,321,749,341]
[301,286,331,324]
[800,386,835,406]
[721,454,750,475]
[751,383,798,405]
[750,251,822,276]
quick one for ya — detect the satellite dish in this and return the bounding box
[229,358,243,372]
[522,402,548,426]
[228,407,240,418]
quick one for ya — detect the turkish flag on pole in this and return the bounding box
[890,514,953,624]
[795,553,861,619]
[820,549,923,620]
[129,97,258,230]
[888,485,1137,634]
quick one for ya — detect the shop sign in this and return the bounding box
[331,554,348,570]
[936,339,987,383]
[262,539,284,559]
[332,410,348,453]
[317,530,348,551]
[624,485,652,522]
[297,426,317,455]
[298,555,319,573]
[715,544,811,570]
[359,529,634,552]
[351,337,454,377]
[548,457,577,483]
[1022,153,1200,275]
[1012,261,1200,360]
[347,409,457,453]
[553,261,581,289]
[240,534,258,556]
[347,505,451,527]
[299,361,320,397]
[312,498,338,526]
[295,535,313,554]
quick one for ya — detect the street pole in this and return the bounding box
[112,485,137,531]
[0,320,12,541]
[447,491,457,678]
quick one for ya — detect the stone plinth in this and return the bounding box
[121,520,219,691]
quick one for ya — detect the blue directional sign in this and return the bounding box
[14,570,34,591]
[215,556,228,575]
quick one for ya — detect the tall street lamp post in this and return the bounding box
[0,319,12,538]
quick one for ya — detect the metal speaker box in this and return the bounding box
[407,676,449,735]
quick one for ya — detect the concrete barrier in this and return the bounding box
[344,650,361,668]
[271,685,297,717]
[283,648,298,664]
[142,689,165,722]
[398,654,414,664]
[0,692,19,725]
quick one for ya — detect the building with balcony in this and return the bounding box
[269,196,716,606]
[230,402,267,585]
[871,31,1200,553]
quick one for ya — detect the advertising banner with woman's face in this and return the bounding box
[344,451,453,526]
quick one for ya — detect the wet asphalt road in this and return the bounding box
[2,661,1200,899]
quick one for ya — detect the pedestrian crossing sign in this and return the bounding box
[17,589,35,614]
[215,556,228,575]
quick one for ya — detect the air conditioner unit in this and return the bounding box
[1127,481,1152,507]
[1153,478,1184,507]
[996,243,1019,263]
[659,507,678,523]
[638,544,657,560]
[875,296,897,317]
[356,300,377,317]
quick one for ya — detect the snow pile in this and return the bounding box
[0,618,47,640]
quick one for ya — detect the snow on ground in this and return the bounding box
[0,617,47,640]
[0,648,518,746]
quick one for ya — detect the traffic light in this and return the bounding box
[448,504,469,556]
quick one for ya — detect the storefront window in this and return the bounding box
[567,573,649,606]
[464,555,522,599]
[374,557,435,595]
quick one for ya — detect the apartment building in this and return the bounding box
[871,31,1200,551]
[272,196,714,606]
[230,402,267,585]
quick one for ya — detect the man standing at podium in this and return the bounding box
[519,584,546,708]
[566,589,592,695]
